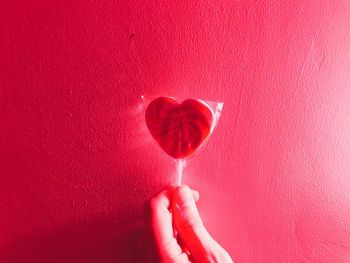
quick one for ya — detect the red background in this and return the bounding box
[1,1,350,262]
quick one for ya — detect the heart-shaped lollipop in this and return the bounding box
[145,97,215,159]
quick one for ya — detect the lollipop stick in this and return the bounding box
[176,159,184,185]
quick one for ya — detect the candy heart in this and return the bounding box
[145,97,214,159]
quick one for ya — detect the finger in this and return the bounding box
[145,185,182,261]
[172,185,216,262]
[172,189,199,239]
[191,189,200,202]
[152,184,176,208]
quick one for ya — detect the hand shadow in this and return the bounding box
[0,218,149,263]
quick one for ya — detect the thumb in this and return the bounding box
[172,186,233,263]
[172,185,217,261]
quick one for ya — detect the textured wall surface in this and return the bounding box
[1,0,350,262]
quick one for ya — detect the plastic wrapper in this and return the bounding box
[140,95,223,185]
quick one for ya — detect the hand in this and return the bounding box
[144,185,233,263]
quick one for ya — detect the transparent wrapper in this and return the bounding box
[140,95,223,185]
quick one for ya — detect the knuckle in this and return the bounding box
[144,196,158,212]
[148,196,159,211]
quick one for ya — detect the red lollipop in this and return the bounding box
[145,97,215,159]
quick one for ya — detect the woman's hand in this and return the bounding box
[144,185,233,263]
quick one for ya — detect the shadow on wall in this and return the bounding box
[0,219,147,263]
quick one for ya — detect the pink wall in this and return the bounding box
[1,0,350,262]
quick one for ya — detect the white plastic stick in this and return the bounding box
[176,159,184,185]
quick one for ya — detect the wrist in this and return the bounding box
[200,241,233,263]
